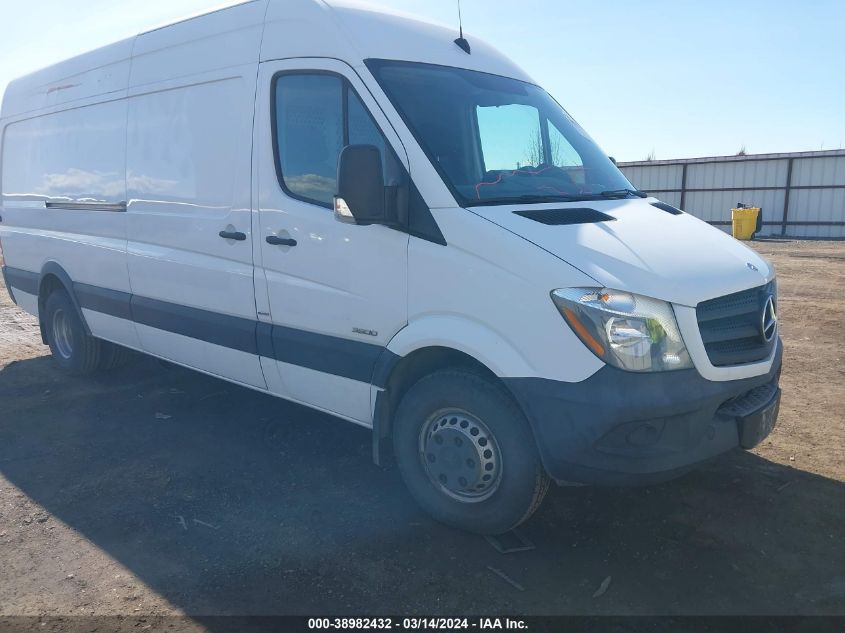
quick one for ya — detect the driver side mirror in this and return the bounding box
[334,144,386,225]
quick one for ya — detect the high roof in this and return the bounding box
[1,0,532,120]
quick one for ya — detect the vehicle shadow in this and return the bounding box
[0,354,843,621]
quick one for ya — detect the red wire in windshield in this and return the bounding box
[474,165,558,199]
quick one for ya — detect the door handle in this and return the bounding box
[266,235,297,247]
[219,230,246,241]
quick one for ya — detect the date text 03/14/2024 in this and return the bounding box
[307,618,528,630]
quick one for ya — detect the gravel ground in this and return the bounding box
[0,240,843,621]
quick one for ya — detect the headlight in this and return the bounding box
[551,288,693,372]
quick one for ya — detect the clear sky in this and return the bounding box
[0,0,842,161]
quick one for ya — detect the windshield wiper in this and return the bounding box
[469,190,649,206]
[598,189,648,199]
[468,194,584,206]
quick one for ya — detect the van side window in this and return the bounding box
[348,90,386,155]
[273,73,403,208]
[274,74,344,207]
[348,90,405,187]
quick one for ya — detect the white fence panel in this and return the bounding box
[619,150,845,239]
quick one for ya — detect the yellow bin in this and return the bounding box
[732,207,760,240]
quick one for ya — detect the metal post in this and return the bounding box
[680,163,688,210]
[781,157,794,236]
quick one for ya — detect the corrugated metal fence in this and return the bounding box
[618,149,845,238]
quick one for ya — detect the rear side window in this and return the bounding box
[273,72,403,208]
[2,99,127,207]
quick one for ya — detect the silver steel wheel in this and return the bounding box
[419,408,503,503]
[51,308,74,360]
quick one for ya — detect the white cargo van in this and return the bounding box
[0,0,781,534]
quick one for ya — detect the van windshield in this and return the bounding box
[366,60,634,207]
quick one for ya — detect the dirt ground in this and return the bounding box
[0,240,843,620]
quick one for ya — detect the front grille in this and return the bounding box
[696,282,776,367]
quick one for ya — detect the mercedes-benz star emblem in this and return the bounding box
[761,295,777,342]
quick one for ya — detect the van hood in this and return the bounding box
[467,199,774,307]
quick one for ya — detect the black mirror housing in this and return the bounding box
[335,144,386,225]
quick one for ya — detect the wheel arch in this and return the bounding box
[371,316,540,466]
[37,262,90,343]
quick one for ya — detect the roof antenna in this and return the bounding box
[454,0,471,54]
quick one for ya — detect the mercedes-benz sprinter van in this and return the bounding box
[0,0,782,534]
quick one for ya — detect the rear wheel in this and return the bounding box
[393,369,550,534]
[44,290,102,375]
[99,342,134,370]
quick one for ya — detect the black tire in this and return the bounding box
[99,341,134,370]
[393,369,550,534]
[43,290,102,375]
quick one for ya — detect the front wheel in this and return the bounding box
[393,369,550,534]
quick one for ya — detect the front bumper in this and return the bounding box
[505,339,783,486]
